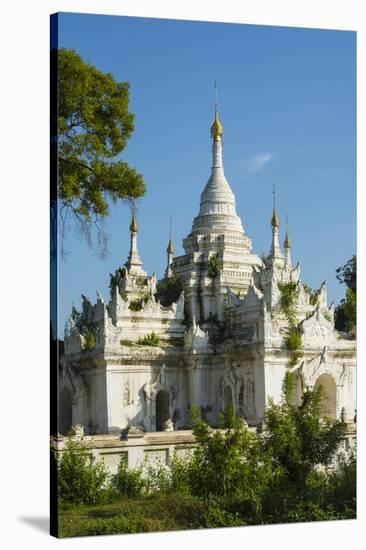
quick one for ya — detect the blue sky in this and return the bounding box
[56,13,356,337]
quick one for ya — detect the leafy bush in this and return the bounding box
[58,440,108,507]
[262,373,348,519]
[120,339,133,346]
[326,454,356,516]
[143,452,194,496]
[82,329,96,351]
[137,331,160,347]
[278,281,299,325]
[207,254,223,278]
[284,327,303,351]
[142,460,171,495]
[110,458,145,498]
[169,452,194,495]
[200,498,244,528]
[334,255,356,332]
[303,284,320,306]
[155,275,182,307]
[323,310,332,322]
[57,377,355,534]
[188,405,269,508]
[129,295,149,311]
[278,282,303,365]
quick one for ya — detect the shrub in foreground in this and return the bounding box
[58,439,108,507]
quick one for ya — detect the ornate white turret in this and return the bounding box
[284,216,292,268]
[190,109,244,236]
[165,219,174,278]
[267,187,284,268]
[125,211,146,276]
[172,93,262,323]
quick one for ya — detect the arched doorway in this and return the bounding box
[156,390,170,431]
[59,386,73,435]
[223,385,234,413]
[314,374,337,419]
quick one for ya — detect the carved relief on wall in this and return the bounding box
[170,291,185,318]
[184,319,210,351]
[298,346,346,390]
[103,315,123,349]
[242,284,263,308]
[263,301,282,341]
[218,363,256,423]
[60,363,87,405]
[142,295,161,314]
[238,373,256,421]
[219,363,240,414]
[122,380,134,407]
[300,306,336,344]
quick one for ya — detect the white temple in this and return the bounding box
[57,104,356,470]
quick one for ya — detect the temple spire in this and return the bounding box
[210,82,223,143]
[190,87,244,236]
[271,182,279,229]
[125,207,144,274]
[269,183,283,264]
[284,215,292,268]
[165,216,174,278]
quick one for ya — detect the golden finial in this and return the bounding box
[271,183,279,228]
[210,82,223,142]
[167,216,174,254]
[284,215,291,248]
[167,238,174,254]
[130,210,138,233]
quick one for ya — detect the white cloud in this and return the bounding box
[248,152,274,173]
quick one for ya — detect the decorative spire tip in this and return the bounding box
[130,210,138,233]
[211,82,223,141]
[271,183,279,228]
[284,215,291,248]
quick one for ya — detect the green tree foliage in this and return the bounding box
[57,379,355,533]
[188,405,270,517]
[137,331,160,346]
[283,327,303,351]
[81,329,96,351]
[110,458,145,499]
[265,374,347,479]
[278,281,299,325]
[207,254,223,278]
[155,275,182,307]
[129,295,149,312]
[57,440,108,507]
[334,255,356,332]
[336,255,356,292]
[303,284,321,306]
[278,282,304,365]
[261,373,348,521]
[326,454,356,517]
[55,48,146,255]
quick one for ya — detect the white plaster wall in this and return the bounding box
[264,362,287,407]
[87,370,108,433]
[254,362,266,422]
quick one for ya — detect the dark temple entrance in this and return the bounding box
[156,390,170,431]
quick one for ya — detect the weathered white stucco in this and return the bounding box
[58,109,356,470]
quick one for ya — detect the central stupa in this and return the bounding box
[172,102,262,322]
[191,109,244,236]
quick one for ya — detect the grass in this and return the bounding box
[58,495,208,537]
[57,483,355,537]
[137,331,160,347]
